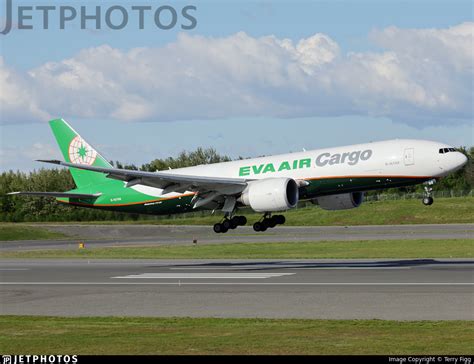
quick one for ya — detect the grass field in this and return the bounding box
[1,316,472,355]
[0,225,68,241]
[5,197,473,228]
[1,239,472,259]
[1,198,472,242]
[151,197,474,226]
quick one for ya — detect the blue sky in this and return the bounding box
[0,0,473,171]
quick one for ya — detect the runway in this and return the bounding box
[1,259,473,320]
[2,223,473,251]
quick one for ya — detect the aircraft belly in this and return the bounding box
[302,176,430,199]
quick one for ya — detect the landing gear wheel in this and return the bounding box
[422,197,434,206]
[275,215,286,225]
[213,223,223,233]
[230,215,247,227]
[238,216,247,226]
[267,217,277,228]
[214,222,229,233]
[229,219,238,229]
[222,219,231,230]
[253,221,266,231]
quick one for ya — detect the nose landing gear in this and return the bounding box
[422,195,434,206]
[422,180,435,206]
[253,214,286,232]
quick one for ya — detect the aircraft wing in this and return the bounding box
[37,160,248,195]
[7,191,102,199]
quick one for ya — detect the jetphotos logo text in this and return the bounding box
[1,0,197,35]
[239,149,373,176]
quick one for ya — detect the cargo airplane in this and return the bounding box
[9,119,468,233]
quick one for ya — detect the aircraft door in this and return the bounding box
[404,148,415,166]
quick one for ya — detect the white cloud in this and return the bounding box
[22,142,59,160]
[0,57,51,123]
[0,22,473,127]
[0,142,60,171]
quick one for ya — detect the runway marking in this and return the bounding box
[112,273,295,279]
[168,267,267,270]
[299,267,412,270]
[0,268,30,271]
[168,267,412,270]
[1,282,473,286]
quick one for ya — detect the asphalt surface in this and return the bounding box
[1,223,473,251]
[1,259,473,320]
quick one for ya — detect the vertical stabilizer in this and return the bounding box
[49,119,113,188]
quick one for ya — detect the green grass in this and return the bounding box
[1,239,472,259]
[1,197,472,241]
[154,197,474,226]
[0,225,68,241]
[21,196,473,226]
[0,316,472,354]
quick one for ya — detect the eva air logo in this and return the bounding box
[68,136,97,165]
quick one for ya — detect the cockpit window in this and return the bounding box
[439,148,457,154]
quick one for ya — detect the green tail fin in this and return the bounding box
[49,118,113,188]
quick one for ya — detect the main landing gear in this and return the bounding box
[212,212,287,234]
[253,214,286,232]
[213,216,247,234]
[422,180,435,206]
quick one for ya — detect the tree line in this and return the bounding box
[1,146,472,222]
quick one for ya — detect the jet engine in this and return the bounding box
[238,178,299,212]
[314,192,364,210]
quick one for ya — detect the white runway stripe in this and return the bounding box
[1,282,472,286]
[168,267,265,270]
[168,267,411,270]
[112,273,295,279]
[301,267,412,270]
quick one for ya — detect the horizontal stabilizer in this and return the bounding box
[36,159,62,165]
[7,192,102,199]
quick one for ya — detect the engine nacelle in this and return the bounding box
[238,178,299,212]
[315,192,364,210]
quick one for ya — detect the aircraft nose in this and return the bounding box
[456,152,468,168]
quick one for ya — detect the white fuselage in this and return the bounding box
[132,139,467,198]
